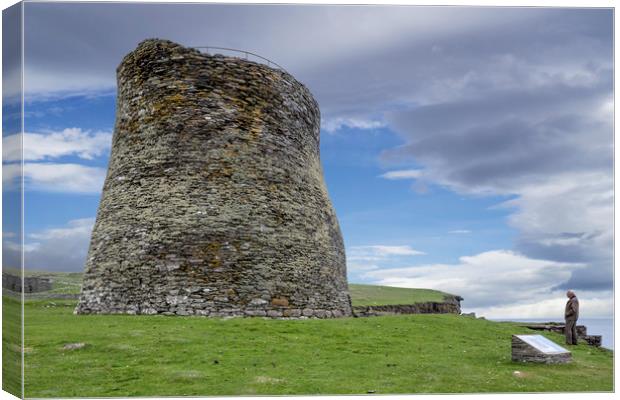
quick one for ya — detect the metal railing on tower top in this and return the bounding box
[192,46,286,72]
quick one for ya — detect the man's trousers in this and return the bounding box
[565,318,578,345]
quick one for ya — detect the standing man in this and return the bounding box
[564,290,579,345]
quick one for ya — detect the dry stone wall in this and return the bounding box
[76,39,352,318]
[520,323,602,347]
[2,273,52,293]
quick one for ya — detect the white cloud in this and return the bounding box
[383,60,612,291]
[349,245,426,262]
[322,117,386,133]
[496,171,613,290]
[3,238,40,257]
[29,218,95,241]
[3,65,21,104]
[481,291,613,319]
[347,245,426,280]
[449,230,471,234]
[2,128,111,194]
[3,240,23,253]
[347,263,380,272]
[24,218,95,271]
[3,163,106,194]
[362,250,590,317]
[502,172,612,240]
[21,6,538,98]
[370,245,425,256]
[4,218,95,271]
[380,169,424,180]
[3,164,21,190]
[23,67,116,102]
[3,128,112,162]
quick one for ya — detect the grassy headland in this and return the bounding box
[12,293,612,397]
[349,284,452,306]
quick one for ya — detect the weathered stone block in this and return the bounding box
[282,309,301,317]
[271,297,289,307]
[266,310,282,318]
[244,310,267,317]
[583,335,602,347]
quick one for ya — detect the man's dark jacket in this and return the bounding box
[565,296,579,320]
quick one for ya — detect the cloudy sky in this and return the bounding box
[2,3,613,318]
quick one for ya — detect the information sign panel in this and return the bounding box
[515,334,569,354]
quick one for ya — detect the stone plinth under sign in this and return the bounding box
[512,334,571,364]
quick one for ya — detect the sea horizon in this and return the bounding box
[490,317,614,350]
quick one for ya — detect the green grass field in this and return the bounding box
[2,276,613,396]
[13,296,612,397]
[2,296,22,397]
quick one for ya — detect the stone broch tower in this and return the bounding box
[76,39,352,318]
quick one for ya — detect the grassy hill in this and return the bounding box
[0,295,610,397]
[5,271,454,305]
[349,284,452,306]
